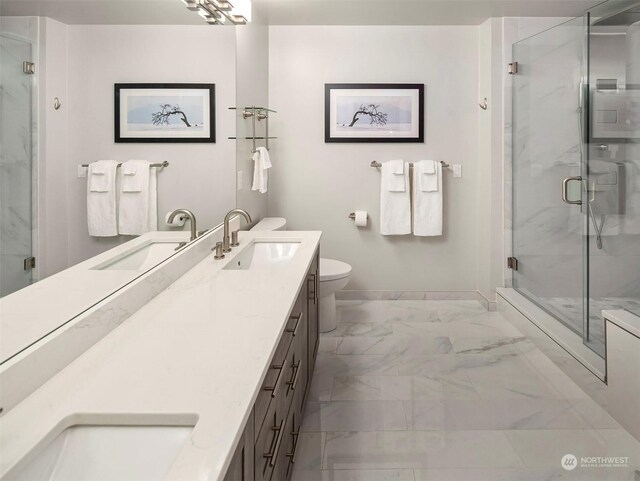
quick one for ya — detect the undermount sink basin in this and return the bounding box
[224,242,300,270]
[92,241,182,271]
[13,425,192,481]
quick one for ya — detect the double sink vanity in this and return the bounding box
[0,219,322,481]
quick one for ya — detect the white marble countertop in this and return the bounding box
[604,309,640,339]
[0,230,322,481]
[0,231,191,364]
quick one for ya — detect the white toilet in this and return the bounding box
[250,218,352,332]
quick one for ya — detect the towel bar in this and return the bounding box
[371,160,450,169]
[82,161,169,169]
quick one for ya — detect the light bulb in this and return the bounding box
[231,0,251,22]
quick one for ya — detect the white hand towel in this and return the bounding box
[251,147,272,194]
[418,160,439,192]
[413,160,443,236]
[118,160,157,235]
[386,159,406,192]
[380,161,411,235]
[121,163,144,192]
[87,160,118,237]
[88,161,110,192]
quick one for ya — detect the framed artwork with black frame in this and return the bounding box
[325,83,424,143]
[114,83,215,143]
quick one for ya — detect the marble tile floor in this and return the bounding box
[291,300,640,481]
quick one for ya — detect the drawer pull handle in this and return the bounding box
[286,312,304,335]
[308,274,317,304]
[286,360,301,392]
[263,419,285,467]
[286,429,300,464]
[263,363,284,399]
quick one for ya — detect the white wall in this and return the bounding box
[39,17,69,278]
[477,18,506,307]
[63,25,237,266]
[235,13,269,221]
[268,26,481,293]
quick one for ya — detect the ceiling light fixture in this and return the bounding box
[182,0,251,25]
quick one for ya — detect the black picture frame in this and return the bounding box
[325,83,425,143]
[114,83,216,143]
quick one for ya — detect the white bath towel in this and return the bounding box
[386,159,406,192]
[87,160,119,237]
[413,160,443,236]
[251,147,272,194]
[418,160,439,192]
[380,161,411,235]
[118,160,158,235]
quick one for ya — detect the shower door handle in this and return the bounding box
[562,176,582,205]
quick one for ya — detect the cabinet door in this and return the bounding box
[224,410,255,481]
[306,252,320,383]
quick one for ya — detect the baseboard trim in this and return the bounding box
[336,290,491,307]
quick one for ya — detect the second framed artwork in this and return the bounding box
[325,83,424,143]
[115,83,215,143]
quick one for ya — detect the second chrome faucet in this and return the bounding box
[222,209,252,253]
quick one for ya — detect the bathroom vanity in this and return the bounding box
[225,251,319,481]
[0,229,322,481]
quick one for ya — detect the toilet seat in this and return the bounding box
[320,258,352,282]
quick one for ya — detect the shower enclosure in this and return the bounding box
[0,26,35,297]
[512,1,640,358]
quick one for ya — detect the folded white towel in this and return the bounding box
[121,163,145,192]
[87,160,119,237]
[89,170,109,193]
[389,159,405,175]
[418,160,439,192]
[386,160,406,192]
[118,160,157,235]
[422,159,436,174]
[91,162,107,174]
[413,160,443,236]
[380,161,411,235]
[251,147,272,194]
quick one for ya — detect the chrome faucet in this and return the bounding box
[222,208,252,253]
[167,209,197,242]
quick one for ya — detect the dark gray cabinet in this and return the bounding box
[224,247,319,481]
[224,410,255,481]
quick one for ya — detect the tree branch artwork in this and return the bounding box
[152,104,193,127]
[348,104,388,127]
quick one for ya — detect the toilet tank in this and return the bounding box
[250,217,287,231]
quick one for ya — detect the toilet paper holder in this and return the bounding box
[348,212,368,220]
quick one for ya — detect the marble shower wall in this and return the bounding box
[0,17,38,297]
[504,18,583,300]
[503,17,574,289]
[504,15,640,320]
[587,21,640,309]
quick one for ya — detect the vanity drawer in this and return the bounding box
[282,309,305,411]
[292,316,309,418]
[254,329,293,439]
[224,410,254,481]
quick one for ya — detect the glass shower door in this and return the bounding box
[0,34,33,297]
[512,17,593,350]
[586,5,640,350]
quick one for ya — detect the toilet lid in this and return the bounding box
[320,258,352,281]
